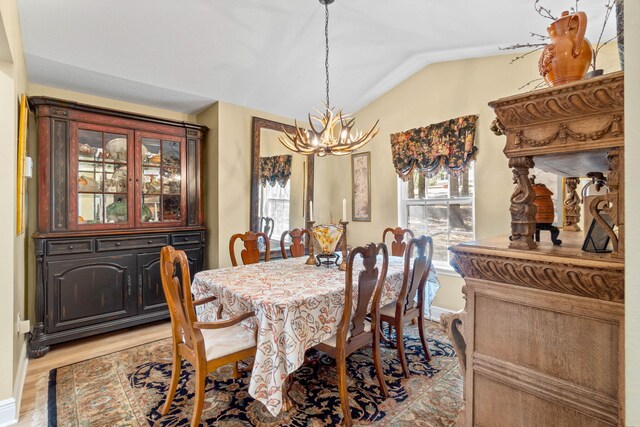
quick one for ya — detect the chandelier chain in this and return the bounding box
[325,1,330,108]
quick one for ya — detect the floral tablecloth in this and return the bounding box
[191,256,439,415]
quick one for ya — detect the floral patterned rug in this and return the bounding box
[33,322,462,426]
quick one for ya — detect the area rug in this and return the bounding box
[33,322,462,426]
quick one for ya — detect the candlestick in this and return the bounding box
[309,200,313,222]
[338,221,349,271]
[306,220,316,265]
[342,198,347,221]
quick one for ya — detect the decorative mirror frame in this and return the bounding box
[250,116,314,233]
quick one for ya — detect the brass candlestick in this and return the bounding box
[338,221,349,271]
[306,220,316,265]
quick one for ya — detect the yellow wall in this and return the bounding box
[197,101,336,268]
[327,45,621,312]
[0,0,29,411]
[625,1,640,423]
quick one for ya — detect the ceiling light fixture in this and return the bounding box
[279,0,380,157]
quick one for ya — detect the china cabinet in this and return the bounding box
[442,72,625,426]
[28,97,207,358]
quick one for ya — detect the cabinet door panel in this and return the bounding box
[46,255,136,332]
[137,247,200,314]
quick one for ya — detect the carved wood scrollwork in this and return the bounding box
[563,177,581,231]
[514,115,622,147]
[450,251,624,302]
[508,156,537,249]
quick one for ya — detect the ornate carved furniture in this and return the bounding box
[159,246,256,427]
[29,97,206,358]
[442,72,625,426]
[313,243,389,427]
[280,228,310,259]
[379,235,433,378]
[229,231,270,266]
[382,226,415,256]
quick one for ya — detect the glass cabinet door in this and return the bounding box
[71,123,134,229]
[137,133,186,226]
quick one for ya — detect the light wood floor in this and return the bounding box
[17,321,172,426]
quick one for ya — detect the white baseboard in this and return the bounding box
[13,342,28,422]
[0,341,28,427]
[0,398,17,427]
[428,305,454,322]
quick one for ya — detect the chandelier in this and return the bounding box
[279,0,380,157]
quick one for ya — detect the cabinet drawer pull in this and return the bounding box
[148,240,153,244]
[127,276,132,296]
[184,237,190,241]
[68,245,74,249]
[115,242,122,247]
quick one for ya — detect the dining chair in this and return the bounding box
[280,228,310,259]
[260,216,275,240]
[159,246,257,427]
[229,231,270,266]
[313,242,389,427]
[379,235,434,378]
[382,227,415,256]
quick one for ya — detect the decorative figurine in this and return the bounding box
[563,177,581,231]
[530,176,562,245]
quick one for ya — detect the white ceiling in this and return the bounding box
[17,0,616,118]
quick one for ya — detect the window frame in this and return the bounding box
[398,164,476,271]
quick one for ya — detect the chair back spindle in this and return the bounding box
[341,243,389,342]
[398,235,433,317]
[280,228,310,259]
[229,231,270,266]
[382,227,415,257]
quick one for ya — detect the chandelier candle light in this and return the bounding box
[278,0,380,157]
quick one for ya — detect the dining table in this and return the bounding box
[191,255,440,416]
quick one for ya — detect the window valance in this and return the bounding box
[390,114,478,180]
[259,155,292,187]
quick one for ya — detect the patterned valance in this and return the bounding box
[260,155,292,187]
[390,114,478,180]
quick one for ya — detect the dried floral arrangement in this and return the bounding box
[501,0,624,90]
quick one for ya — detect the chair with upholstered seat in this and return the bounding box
[379,235,434,378]
[313,242,389,427]
[382,227,415,256]
[159,246,257,427]
[229,231,270,266]
[280,228,310,259]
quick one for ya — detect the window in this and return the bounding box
[261,181,291,240]
[399,164,475,265]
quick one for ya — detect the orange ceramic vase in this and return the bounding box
[531,182,556,224]
[539,11,593,86]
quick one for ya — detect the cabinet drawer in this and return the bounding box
[96,235,169,252]
[46,239,94,256]
[171,233,201,245]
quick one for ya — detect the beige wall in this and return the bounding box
[625,1,640,424]
[327,45,621,312]
[0,0,29,412]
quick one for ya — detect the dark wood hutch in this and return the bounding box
[29,97,207,358]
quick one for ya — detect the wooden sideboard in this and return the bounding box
[29,97,207,358]
[442,72,625,426]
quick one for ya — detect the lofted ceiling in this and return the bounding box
[17,0,616,119]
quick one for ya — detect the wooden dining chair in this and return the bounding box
[382,227,415,256]
[314,242,389,427]
[159,246,257,427]
[229,231,270,267]
[260,216,275,240]
[280,228,310,259]
[379,235,434,378]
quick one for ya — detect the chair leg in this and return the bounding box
[379,322,392,344]
[232,361,240,379]
[336,355,352,427]
[396,319,410,378]
[191,363,207,427]
[372,328,390,398]
[161,347,181,416]
[417,310,431,363]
